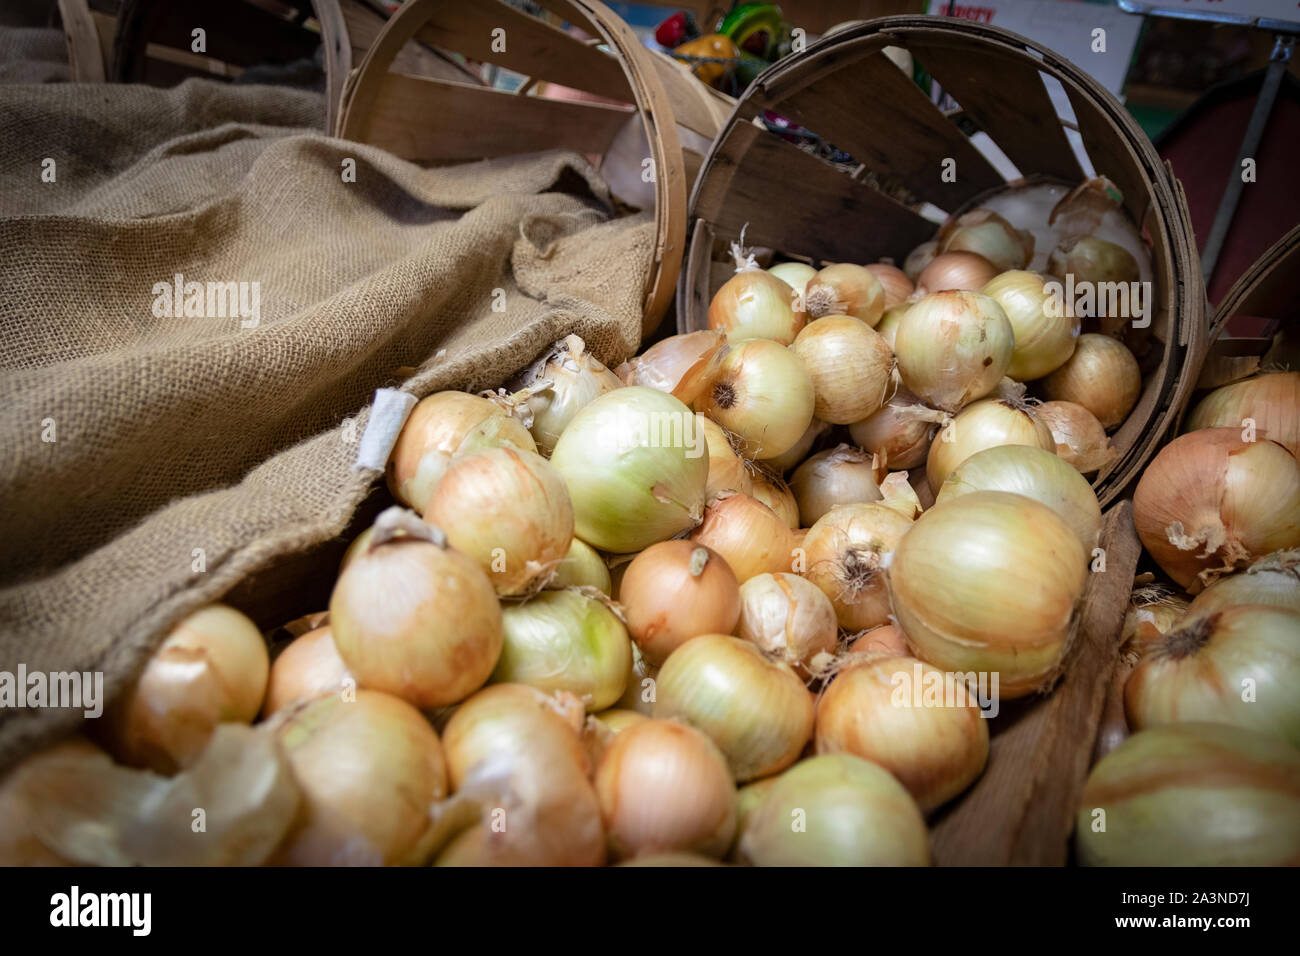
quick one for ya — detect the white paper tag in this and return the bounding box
[354,388,418,471]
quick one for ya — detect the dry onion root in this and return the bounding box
[694,339,816,461]
[1035,400,1117,475]
[619,540,741,666]
[804,263,886,325]
[801,501,914,632]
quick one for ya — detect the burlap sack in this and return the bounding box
[0,78,654,770]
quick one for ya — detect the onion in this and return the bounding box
[1126,605,1300,746]
[816,655,989,811]
[1076,722,1300,866]
[738,754,929,866]
[768,261,816,296]
[750,469,800,529]
[491,589,631,711]
[866,263,914,309]
[903,240,938,282]
[386,391,536,513]
[551,387,708,553]
[736,572,839,677]
[791,316,894,424]
[690,492,796,583]
[694,339,815,460]
[273,690,447,866]
[1036,400,1118,475]
[615,330,726,406]
[935,444,1102,550]
[890,491,1088,698]
[926,398,1055,492]
[937,209,1033,272]
[1186,549,1300,616]
[879,471,924,519]
[761,417,830,475]
[805,263,885,325]
[1040,333,1140,430]
[846,623,909,660]
[977,180,1073,271]
[1047,235,1140,299]
[730,776,780,860]
[802,502,913,631]
[620,541,741,666]
[697,413,754,499]
[548,537,612,594]
[1133,428,1300,591]
[848,387,946,471]
[982,269,1079,380]
[654,634,814,781]
[894,291,1014,412]
[263,626,352,717]
[595,719,736,860]
[708,255,805,345]
[329,507,503,709]
[426,447,573,596]
[592,708,649,735]
[873,304,908,350]
[915,251,999,295]
[510,334,623,456]
[1185,371,1300,457]
[104,603,269,774]
[435,684,605,866]
[1,738,98,865]
[790,444,883,526]
[1049,177,1153,288]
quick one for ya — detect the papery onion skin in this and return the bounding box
[738,754,930,866]
[866,263,915,309]
[620,541,741,666]
[491,589,631,711]
[750,471,800,529]
[1040,333,1141,430]
[1133,428,1300,591]
[1125,605,1300,746]
[1036,400,1117,475]
[1186,371,1300,457]
[1047,235,1139,292]
[272,690,447,866]
[903,240,938,283]
[426,447,574,596]
[548,537,612,594]
[694,339,816,460]
[815,655,989,811]
[263,626,352,717]
[805,263,885,326]
[802,502,913,632]
[708,269,805,345]
[894,291,1014,412]
[848,387,944,471]
[790,444,883,527]
[512,334,623,456]
[926,398,1055,493]
[596,719,737,860]
[654,634,814,782]
[1075,722,1300,866]
[0,739,102,865]
[937,209,1034,273]
[737,572,839,676]
[615,330,726,406]
[890,491,1088,698]
[387,391,536,513]
[689,493,796,584]
[982,269,1080,380]
[697,413,754,499]
[551,387,709,553]
[915,251,999,295]
[792,316,894,424]
[936,444,1102,551]
[1186,549,1300,617]
[768,261,817,296]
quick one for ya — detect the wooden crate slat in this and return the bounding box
[127,0,319,71]
[647,52,726,140]
[1064,86,1152,233]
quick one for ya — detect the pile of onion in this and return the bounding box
[801,501,913,631]
[804,263,885,325]
[789,444,883,526]
[736,572,838,677]
[619,541,741,666]
[694,339,815,460]
[1040,333,1141,430]
[1184,370,1299,456]
[689,492,795,583]
[791,316,894,424]
[894,291,1014,412]
[926,398,1055,493]
[510,335,623,455]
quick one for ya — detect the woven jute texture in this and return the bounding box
[0,78,652,770]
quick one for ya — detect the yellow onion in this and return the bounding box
[815,655,989,811]
[768,261,816,296]
[846,623,909,660]
[694,339,815,460]
[0,738,99,865]
[915,251,999,295]
[1133,428,1300,591]
[491,589,631,711]
[761,417,830,475]
[1047,235,1139,294]
[1185,371,1300,457]
[654,634,814,781]
[592,708,649,735]
[865,263,914,309]
[1048,177,1152,285]
[801,502,913,631]
[1126,605,1300,746]
[790,444,883,526]
[1123,585,1190,655]
[263,626,352,717]
[689,492,796,583]
[936,444,1102,550]
[1040,333,1141,430]
[1035,400,1118,474]
[386,391,536,513]
[903,240,938,282]
[426,447,573,596]
[879,472,923,519]
[697,413,753,499]
[805,263,885,325]
[104,603,269,774]
[329,507,503,709]
[937,209,1033,272]
[548,537,612,593]
[435,684,605,866]
[595,719,736,860]
[791,316,894,424]
[738,754,929,866]
[551,387,708,553]
[873,304,908,349]
[926,398,1055,493]
[729,776,780,860]
[750,469,800,529]
[1186,549,1300,616]
[1076,723,1300,866]
[894,291,1014,412]
[273,690,446,866]
[619,540,741,666]
[848,387,946,471]
[737,572,839,677]
[982,269,1079,380]
[615,330,726,406]
[890,491,1088,698]
[708,262,805,345]
[510,334,623,456]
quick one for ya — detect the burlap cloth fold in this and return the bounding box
[0,77,653,770]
